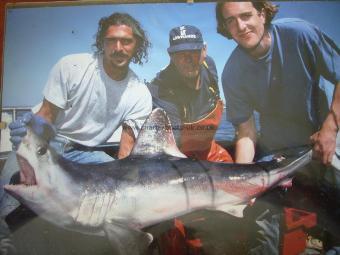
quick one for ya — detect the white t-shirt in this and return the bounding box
[43,53,152,146]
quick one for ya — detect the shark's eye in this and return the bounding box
[37,146,47,156]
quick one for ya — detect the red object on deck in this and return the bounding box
[282,207,317,255]
[158,219,203,255]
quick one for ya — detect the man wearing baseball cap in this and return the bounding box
[148,25,232,163]
[147,25,233,255]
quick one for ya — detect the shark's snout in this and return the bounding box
[16,154,37,186]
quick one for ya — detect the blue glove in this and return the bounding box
[9,112,56,150]
[9,112,33,149]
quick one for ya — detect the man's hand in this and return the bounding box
[310,127,337,165]
[9,112,33,150]
[9,112,55,150]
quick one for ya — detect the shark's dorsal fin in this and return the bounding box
[131,108,186,158]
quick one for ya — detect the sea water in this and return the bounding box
[215,109,260,142]
[215,110,235,142]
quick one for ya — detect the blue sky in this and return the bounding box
[2,1,340,107]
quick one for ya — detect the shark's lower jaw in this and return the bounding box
[16,154,37,186]
[3,183,39,205]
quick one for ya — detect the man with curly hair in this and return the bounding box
[0,13,152,254]
[216,1,339,165]
[215,1,340,253]
[9,12,152,162]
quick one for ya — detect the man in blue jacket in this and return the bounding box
[148,25,232,163]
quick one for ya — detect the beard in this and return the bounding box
[179,65,200,79]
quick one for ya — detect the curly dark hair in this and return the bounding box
[216,1,279,39]
[93,12,151,65]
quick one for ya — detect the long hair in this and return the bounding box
[216,1,279,39]
[93,12,151,65]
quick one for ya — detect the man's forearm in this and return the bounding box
[36,98,60,124]
[310,81,340,164]
[330,81,340,131]
[320,82,340,135]
[235,137,256,163]
[234,116,257,163]
[118,124,135,159]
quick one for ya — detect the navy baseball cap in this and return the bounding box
[167,25,204,53]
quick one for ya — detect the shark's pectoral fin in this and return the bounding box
[215,204,248,218]
[103,220,153,255]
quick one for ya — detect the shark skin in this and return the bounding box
[4,108,313,255]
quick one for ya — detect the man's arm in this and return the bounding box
[118,124,135,159]
[234,116,257,163]
[311,81,340,164]
[36,98,60,124]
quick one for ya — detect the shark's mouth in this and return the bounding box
[17,154,37,186]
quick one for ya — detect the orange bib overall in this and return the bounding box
[180,99,233,163]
